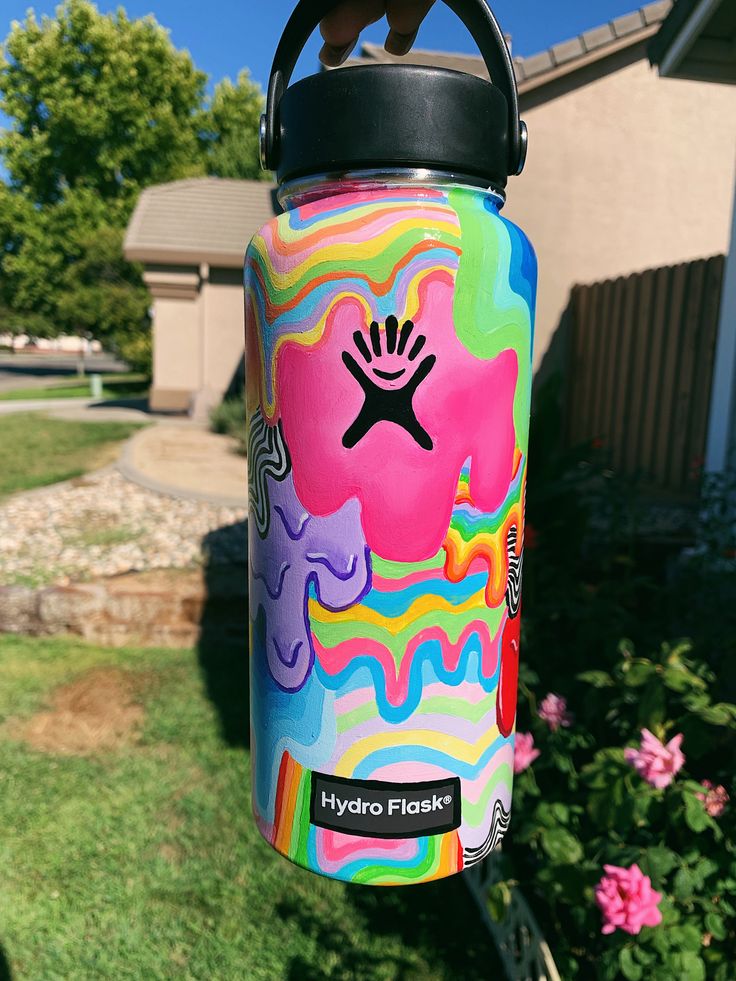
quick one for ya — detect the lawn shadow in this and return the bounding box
[280,874,499,980]
[88,397,151,412]
[198,521,250,749]
[0,945,12,980]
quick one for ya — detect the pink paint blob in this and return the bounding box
[276,275,518,562]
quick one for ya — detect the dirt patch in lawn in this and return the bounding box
[13,668,144,755]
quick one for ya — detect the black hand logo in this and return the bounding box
[341,315,436,450]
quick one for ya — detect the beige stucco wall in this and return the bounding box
[150,295,201,411]
[146,264,245,414]
[200,267,246,404]
[144,264,202,411]
[504,40,736,374]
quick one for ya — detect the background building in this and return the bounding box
[125,0,736,423]
[124,178,278,414]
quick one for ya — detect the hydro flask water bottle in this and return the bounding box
[246,0,537,885]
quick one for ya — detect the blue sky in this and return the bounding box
[1,0,647,95]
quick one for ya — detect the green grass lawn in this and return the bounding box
[0,413,142,497]
[0,374,149,401]
[0,635,499,980]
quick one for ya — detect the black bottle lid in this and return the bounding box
[261,0,527,190]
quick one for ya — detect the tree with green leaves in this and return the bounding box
[57,224,152,371]
[202,70,269,182]
[0,0,208,206]
[0,0,266,374]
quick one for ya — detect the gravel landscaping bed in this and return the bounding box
[0,469,247,586]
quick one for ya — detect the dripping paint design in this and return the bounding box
[246,185,536,885]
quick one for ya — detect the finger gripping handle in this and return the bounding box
[262,0,525,177]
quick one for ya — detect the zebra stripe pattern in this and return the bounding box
[505,525,523,618]
[463,799,512,867]
[248,411,291,538]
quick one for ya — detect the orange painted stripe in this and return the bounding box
[247,239,462,320]
[268,204,457,256]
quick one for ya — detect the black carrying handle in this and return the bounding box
[261,0,526,177]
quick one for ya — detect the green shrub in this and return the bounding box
[114,329,152,377]
[210,395,246,455]
[500,379,736,979]
[507,640,736,980]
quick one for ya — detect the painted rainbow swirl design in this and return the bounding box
[246,185,536,885]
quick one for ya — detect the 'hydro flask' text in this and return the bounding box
[310,773,461,838]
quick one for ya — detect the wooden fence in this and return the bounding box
[564,255,725,500]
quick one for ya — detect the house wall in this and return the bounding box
[145,264,245,415]
[144,265,202,412]
[199,267,246,411]
[504,40,736,375]
[705,174,736,472]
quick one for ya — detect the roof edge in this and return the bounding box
[648,0,723,74]
[519,23,661,94]
[346,2,671,92]
[125,245,246,269]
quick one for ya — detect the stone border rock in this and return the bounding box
[0,567,247,649]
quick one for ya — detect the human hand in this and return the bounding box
[319,0,435,67]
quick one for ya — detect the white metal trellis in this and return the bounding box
[464,849,561,981]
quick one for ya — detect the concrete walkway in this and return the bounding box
[0,392,248,507]
[118,422,248,508]
[47,400,161,424]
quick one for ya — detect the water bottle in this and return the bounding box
[246,0,536,885]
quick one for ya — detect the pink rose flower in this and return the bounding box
[624,729,685,789]
[595,863,663,936]
[538,693,573,731]
[696,780,729,817]
[513,731,540,774]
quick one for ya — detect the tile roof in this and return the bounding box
[342,1,673,91]
[123,4,674,266]
[124,178,280,267]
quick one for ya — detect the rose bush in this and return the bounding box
[487,382,736,980]
[500,639,736,980]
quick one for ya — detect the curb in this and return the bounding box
[117,427,248,509]
[0,396,94,414]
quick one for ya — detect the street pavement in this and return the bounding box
[0,352,126,393]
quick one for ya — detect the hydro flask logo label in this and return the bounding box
[310,773,461,838]
[341,317,436,450]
